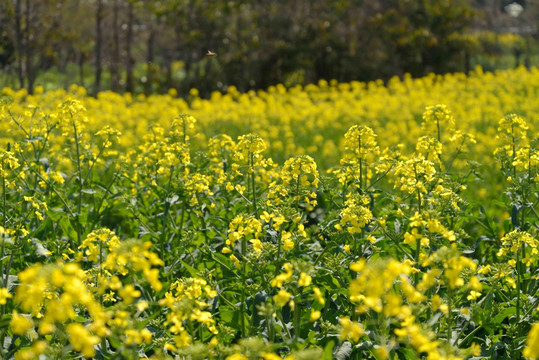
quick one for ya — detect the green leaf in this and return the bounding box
[399,347,420,360]
[322,340,335,360]
[492,307,515,324]
[59,217,77,241]
[180,260,198,277]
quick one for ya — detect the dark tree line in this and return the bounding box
[0,0,537,96]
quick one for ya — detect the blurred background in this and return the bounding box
[0,0,538,97]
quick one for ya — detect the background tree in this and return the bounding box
[94,0,103,94]
[0,0,537,96]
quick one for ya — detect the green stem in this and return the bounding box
[198,323,204,342]
[358,133,363,190]
[3,253,13,289]
[0,157,6,318]
[529,148,533,184]
[1,157,5,283]
[178,202,187,240]
[72,118,83,246]
[276,310,293,340]
[98,238,104,305]
[267,311,274,343]
[160,198,170,263]
[414,237,420,286]
[366,166,392,191]
[160,165,175,264]
[511,124,517,179]
[313,243,331,266]
[275,230,282,275]
[249,153,258,216]
[414,164,422,285]
[445,143,463,173]
[199,200,209,243]
[294,290,302,341]
[516,243,523,337]
[295,164,302,212]
[458,325,482,347]
[240,237,247,337]
[414,163,423,214]
[447,286,453,343]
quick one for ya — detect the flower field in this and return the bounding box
[0,66,538,359]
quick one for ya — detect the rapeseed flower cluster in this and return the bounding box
[394,157,437,195]
[13,262,106,358]
[159,277,218,350]
[0,67,538,358]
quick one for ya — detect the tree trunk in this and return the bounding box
[464,47,470,75]
[94,0,103,95]
[15,0,24,89]
[235,10,245,91]
[60,48,70,90]
[25,0,34,94]
[173,27,184,93]
[524,36,530,69]
[111,0,120,92]
[125,0,134,93]
[165,61,173,92]
[78,52,85,87]
[145,28,154,96]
